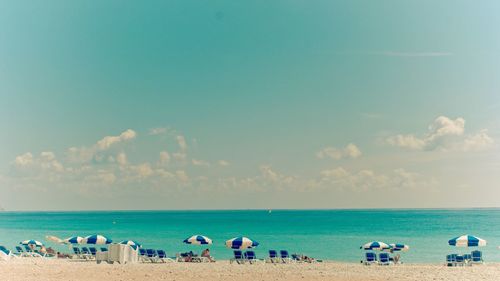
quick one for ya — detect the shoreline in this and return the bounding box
[2,259,499,281]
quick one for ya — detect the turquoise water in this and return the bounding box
[1,209,499,263]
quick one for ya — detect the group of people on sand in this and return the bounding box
[180,249,215,262]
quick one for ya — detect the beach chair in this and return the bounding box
[23,245,41,257]
[0,246,16,261]
[280,250,293,263]
[81,247,93,260]
[446,254,458,267]
[267,250,279,263]
[291,254,302,262]
[73,247,82,259]
[364,252,377,265]
[455,255,465,266]
[15,246,25,257]
[89,247,97,256]
[146,249,159,263]
[230,250,245,264]
[378,253,391,265]
[139,249,147,262]
[100,247,108,252]
[244,251,258,264]
[156,250,174,263]
[471,250,483,264]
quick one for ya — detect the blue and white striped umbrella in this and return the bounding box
[20,240,44,247]
[449,235,486,247]
[389,243,410,252]
[361,241,389,251]
[120,240,142,247]
[184,235,213,245]
[82,235,112,245]
[64,236,84,244]
[225,237,259,250]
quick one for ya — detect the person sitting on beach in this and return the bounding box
[201,248,215,262]
[302,255,315,263]
[39,246,47,255]
[182,251,194,262]
[46,247,56,255]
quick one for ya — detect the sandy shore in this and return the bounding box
[1,259,499,281]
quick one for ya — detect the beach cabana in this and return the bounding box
[82,235,112,245]
[226,237,259,250]
[183,235,212,245]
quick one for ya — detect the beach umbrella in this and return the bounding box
[449,235,486,247]
[120,240,142,248]
[82,235,112,245]
[388,243,410,252]
[361,241,389,251]
[63,236,84,244]
[20,240,44,247]
[225,237,259,250]
[183,235,213,245]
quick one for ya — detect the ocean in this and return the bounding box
[1,209,499,263]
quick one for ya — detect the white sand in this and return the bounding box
[1,259,499,281]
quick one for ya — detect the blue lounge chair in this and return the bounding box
[138,248,147,262]
[245,251,257,264]
[157,250,174,263]
[15,246,25,257]
[89,247,97,256]
[81,247,93,260]
[280,250,292,263]
[455,255,465,266]
[100,247,108,252]
[146,249,159,263]
[268,250,279,263]
[73,247,82,258]
[471,250,483,264]
[379,253,390,265]
[364,252,377,265]
[230,250,245,264]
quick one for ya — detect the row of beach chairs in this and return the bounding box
[230,250,313,264]
[446,251,483,266]
[363,252,396,265]
[138,249,174,263]
[72,247,108,260]
[14,246,54,258]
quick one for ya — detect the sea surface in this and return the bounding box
[1,209,499,263]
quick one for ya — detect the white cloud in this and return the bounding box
[177,136,187,152]
[149,127,168,135]
[462,130,494,152]
[130,163,154,178]
[318,167,435,191]
[97,129,137,150]
[387,116,494,152]
[15,152,34,166]
[192,159,210,166]
[176,170,190,183]
[218,160,230,166]
[173,153,187,162]
[116,152,127,166]
[316,143,362,160]
[159,151,171,164]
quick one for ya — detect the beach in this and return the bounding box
[1,259,499,281]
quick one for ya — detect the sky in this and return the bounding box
[0,0,499,211]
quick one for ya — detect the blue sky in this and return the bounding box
[0,0,499,210]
